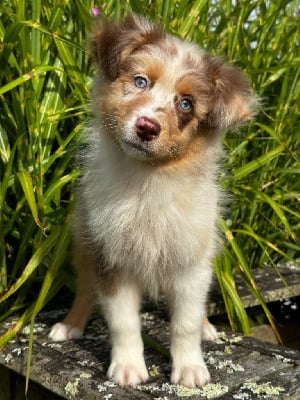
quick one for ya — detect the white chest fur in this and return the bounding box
[77,131,219,287]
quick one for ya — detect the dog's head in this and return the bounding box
[91,14,257,165]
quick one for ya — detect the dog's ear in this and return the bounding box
[207,57,257,131]
[90,14,165,81]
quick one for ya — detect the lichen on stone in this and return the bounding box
[206,351,244,373]
[64,372,92,398]
[65,379,79,399]
[177,383,229,398]
[199,383,229,399]
[97,380,117,394]
[242,381,285,396]
[274,354,294,364]
[149,364,160,377]
[224,346,232,355]
[22,322,47,335]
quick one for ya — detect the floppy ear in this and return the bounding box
[207,57,258,131]
[90,14,165,81]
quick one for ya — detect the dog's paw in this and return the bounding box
[49,322,83,342]
[107,359,149,387]
[202,319,218,341]
[171,363,210,388]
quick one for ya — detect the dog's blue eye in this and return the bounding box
[179,98,193,111]
[134,76,148,89]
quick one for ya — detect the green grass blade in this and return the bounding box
[0,66,59,96]
[0,124,10,164]
[256,191,296,241]
[17,171,42,229]
[220,219,282,342]
[0,227,61,304]
[0,307,33,350]
[54,38,87,100]
[177,0,207,37]
[220,273,251,335]
[25,219,70,392]
[44,172,79,203]
[234,146,283,181]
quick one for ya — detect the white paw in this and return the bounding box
[202,320,218,341]
[107,359,149,387]
[49,322,83,342]
[171,363,210,387]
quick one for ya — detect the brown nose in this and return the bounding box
[135,116,161,141]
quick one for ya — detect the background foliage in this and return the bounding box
[0,0,299,346]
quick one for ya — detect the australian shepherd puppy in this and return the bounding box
[50,14,256,388]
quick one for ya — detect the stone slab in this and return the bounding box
[1,309,300,399]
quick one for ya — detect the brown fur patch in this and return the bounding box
[73,232,124,298]
[97,267,124,297]
[91,14,166,81]
[204,56,254,129]
[62,236,98,330]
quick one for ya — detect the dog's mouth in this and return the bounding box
[120,138,155,159]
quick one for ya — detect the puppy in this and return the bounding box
[50,14,256,388]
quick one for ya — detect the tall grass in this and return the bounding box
[0,0,299,346]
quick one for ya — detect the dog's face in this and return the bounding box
[91,14,256,165]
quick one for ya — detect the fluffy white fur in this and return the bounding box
[50,13,256,388]
[78,126,219,293]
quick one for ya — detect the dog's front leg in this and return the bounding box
[168,267,212,388]
[102,280,148,387]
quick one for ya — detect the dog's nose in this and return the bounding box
[135,116,161,141]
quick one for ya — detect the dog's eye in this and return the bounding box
[179,97,193,112]
[134,76,148,89]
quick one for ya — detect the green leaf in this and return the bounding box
[0,124,10,163]
[25,218,70,391]
[17,171,41,228]
[220,273,251,334]
[234,146,283,181]
[220,219,281,342]
[0,226,61,304]
[0,66,59,95]
[256,191,296,240]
